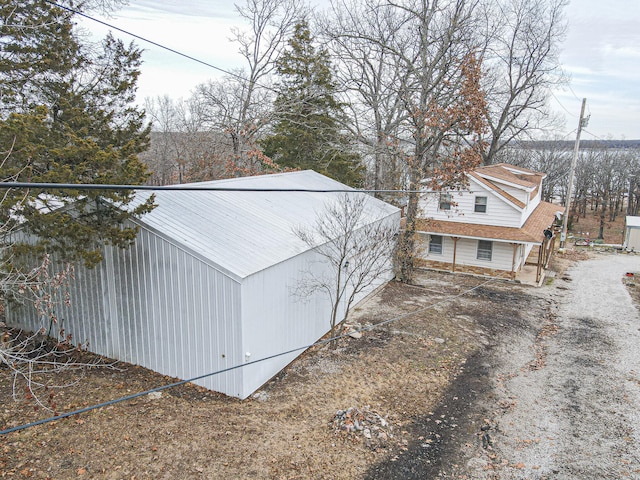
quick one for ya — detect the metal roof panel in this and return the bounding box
[128,171,399,280]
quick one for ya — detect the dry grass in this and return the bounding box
[569,209,626,244]
[0,271,542,480]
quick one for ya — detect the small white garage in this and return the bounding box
[8,171,399,399]
[624,216,640,251]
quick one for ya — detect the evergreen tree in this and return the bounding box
[0,0,154,267]
[261,20,364,187]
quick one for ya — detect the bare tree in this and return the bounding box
[477,0,568,164]
[195,0,306,172]
[143,96,184,184]
[0,146,114,411]
[505,138,572,202]
[321,0,408,195]
[392,0,487,282]
[293,193,398,338]
[194,75,273,173]
[627,155,640,216]
[320,0,487,282]
[579,146,636,238]
[0,222,110,413]
[140,0,305,183]
[143,96,230,184]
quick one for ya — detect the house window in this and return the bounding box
[474,196,487,213]
[439,193,452,211]
[477,240,493,261]
[429,235,443,254]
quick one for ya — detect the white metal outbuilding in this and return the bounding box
[10,171,400,398]
[624,216,640,251]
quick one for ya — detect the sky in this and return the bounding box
[80,0,640,140]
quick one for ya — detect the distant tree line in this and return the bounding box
[500,140,640,240]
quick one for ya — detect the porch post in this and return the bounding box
[544,236,556,269]
[511,243,518,280]
[536,243,544,283]
[452,237,459,272]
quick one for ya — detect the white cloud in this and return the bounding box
[79,1,246,100]
[80,0,640,139]
[552,0,640,138]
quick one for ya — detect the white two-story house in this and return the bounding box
[416,163,563,284]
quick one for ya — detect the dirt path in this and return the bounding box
[427,252,640,479]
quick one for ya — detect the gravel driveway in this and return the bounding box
[462,252,640,479]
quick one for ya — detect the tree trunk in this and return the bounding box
[598,194,607,240]
[397,163,421,283]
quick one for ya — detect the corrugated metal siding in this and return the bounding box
[239,210,399,398]
[9,230,245,398]
[7,171,400,400]
[240,250,333,398]
[6,255,109,351]
[105,228,244,397]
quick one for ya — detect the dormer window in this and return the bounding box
[439,193,452,211]
[474,196,487,213]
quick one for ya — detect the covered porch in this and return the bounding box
[415,202,562,286]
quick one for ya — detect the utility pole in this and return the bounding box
[559,98,588,251]
[628,175,636,215]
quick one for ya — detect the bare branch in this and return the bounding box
[292,193,398,337]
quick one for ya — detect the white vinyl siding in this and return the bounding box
[417,235,526,272]
[494,183,530,205]
[454,238,518,270]
[419,179,526,228]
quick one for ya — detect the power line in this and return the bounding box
[549,89,576,117]
[567,84,584,103]
[581,129,606,142]
[0,273,504,436]
[0,181,411,194]
[0,181,556,197]
[46,0,245,84]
